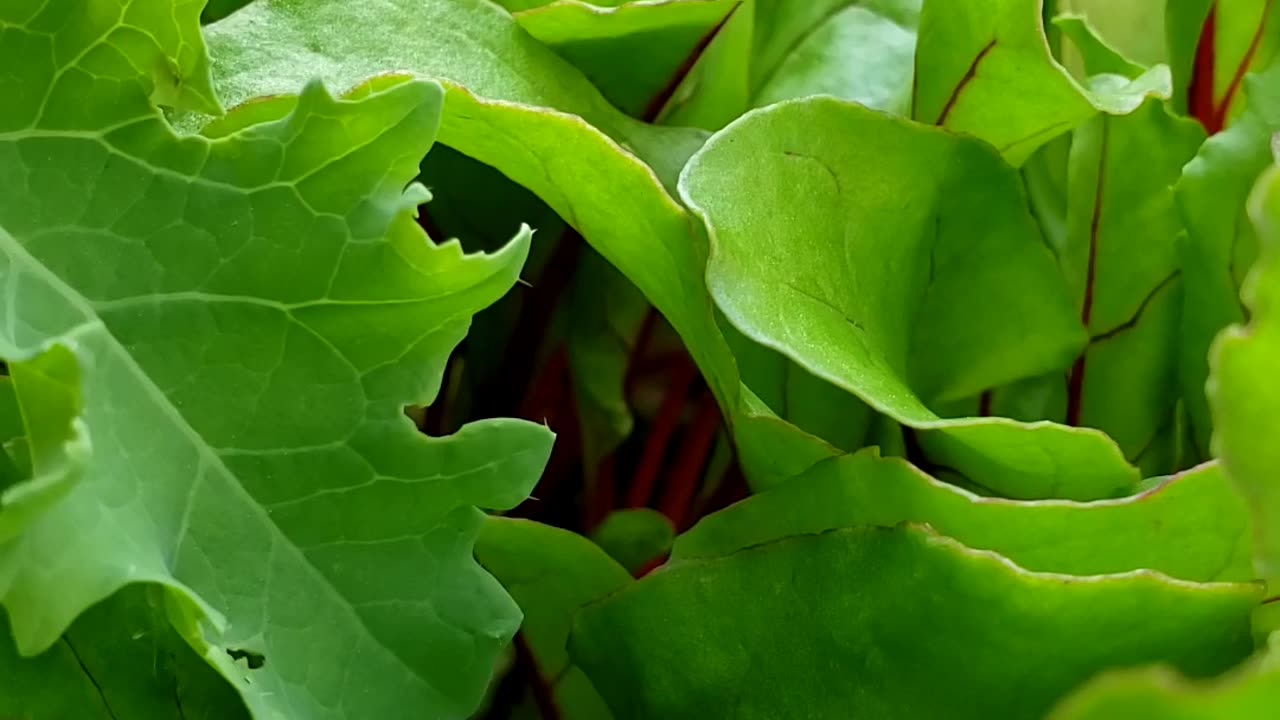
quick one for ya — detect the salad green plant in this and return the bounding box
[1,0,1279,718]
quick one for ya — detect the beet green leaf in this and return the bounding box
[0,2,552,717]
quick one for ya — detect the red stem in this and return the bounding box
[1065,119,1110,427]
[626,360,698,509]
[1188,5,1219,131]
[658,392,723,531]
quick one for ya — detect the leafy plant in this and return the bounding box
[2,0,1280,718]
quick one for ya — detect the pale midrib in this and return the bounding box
[0,228,455,708]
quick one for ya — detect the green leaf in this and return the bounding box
[591,508,675,574]
[476,517,631,720]
[512,0,741,118]
[1179,57,1280,459]
[749,0,921,114]
[199,0,848,492]
[1,345,88,544]
[663,0,924,128]
[913,0,1172,165]
[1050,633,1280,719]
[1056,99,1205,475]
[0,4,553,716]
[201,0,740,413]
[682,95,1139,500]
[673,449,1252,582]
[571,525,1261,720]
[0,586,249,720]
[1209,162,1280,584]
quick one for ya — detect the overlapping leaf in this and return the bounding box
[914,0,1172,165]
[476,517,631,720]
[673,449,1252,581]
[571,525,1260,720]
[681,96,1140,499]
[1178,57,1280,457]
[511,0,741,118]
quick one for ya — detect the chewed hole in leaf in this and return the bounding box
[226,647,266,670]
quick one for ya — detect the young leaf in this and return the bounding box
[663,0,924,128]
[0,4,552,717]
[1209,162,1280,583]
[571,525,1261,720]
[476,517,632,720]
[1178,57,1280,458]
[681,95,1139,500]
[591,508,676,573]
[512,0,742,118]
[749,0,921,114]
[672,450,1252,582]
[914,0,1172,165]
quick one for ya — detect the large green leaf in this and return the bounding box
[673,449,1252,581]
[198,0,870,491]
[571,524,1260,720]
[1178,57,1280,458]
[512,0,741,118]
[681,95,1140,500]
[913,0,1172,165]
[201,0,741,420]
[1210,162,1280,583]
[0,586,249,719]
[0,3,552,716]
[476,517,631,720]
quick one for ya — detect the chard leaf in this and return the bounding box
[0,4,553,717]
[681,96,1140,500]
[673,449,1252,582]
[1056,98,1205,476]
[571,525,1261,720]
[913,0,1172,165]
[476,517,632,720]
[512,0,742,118]
[1179,57,1280,459]
[1210,161,1280,583]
